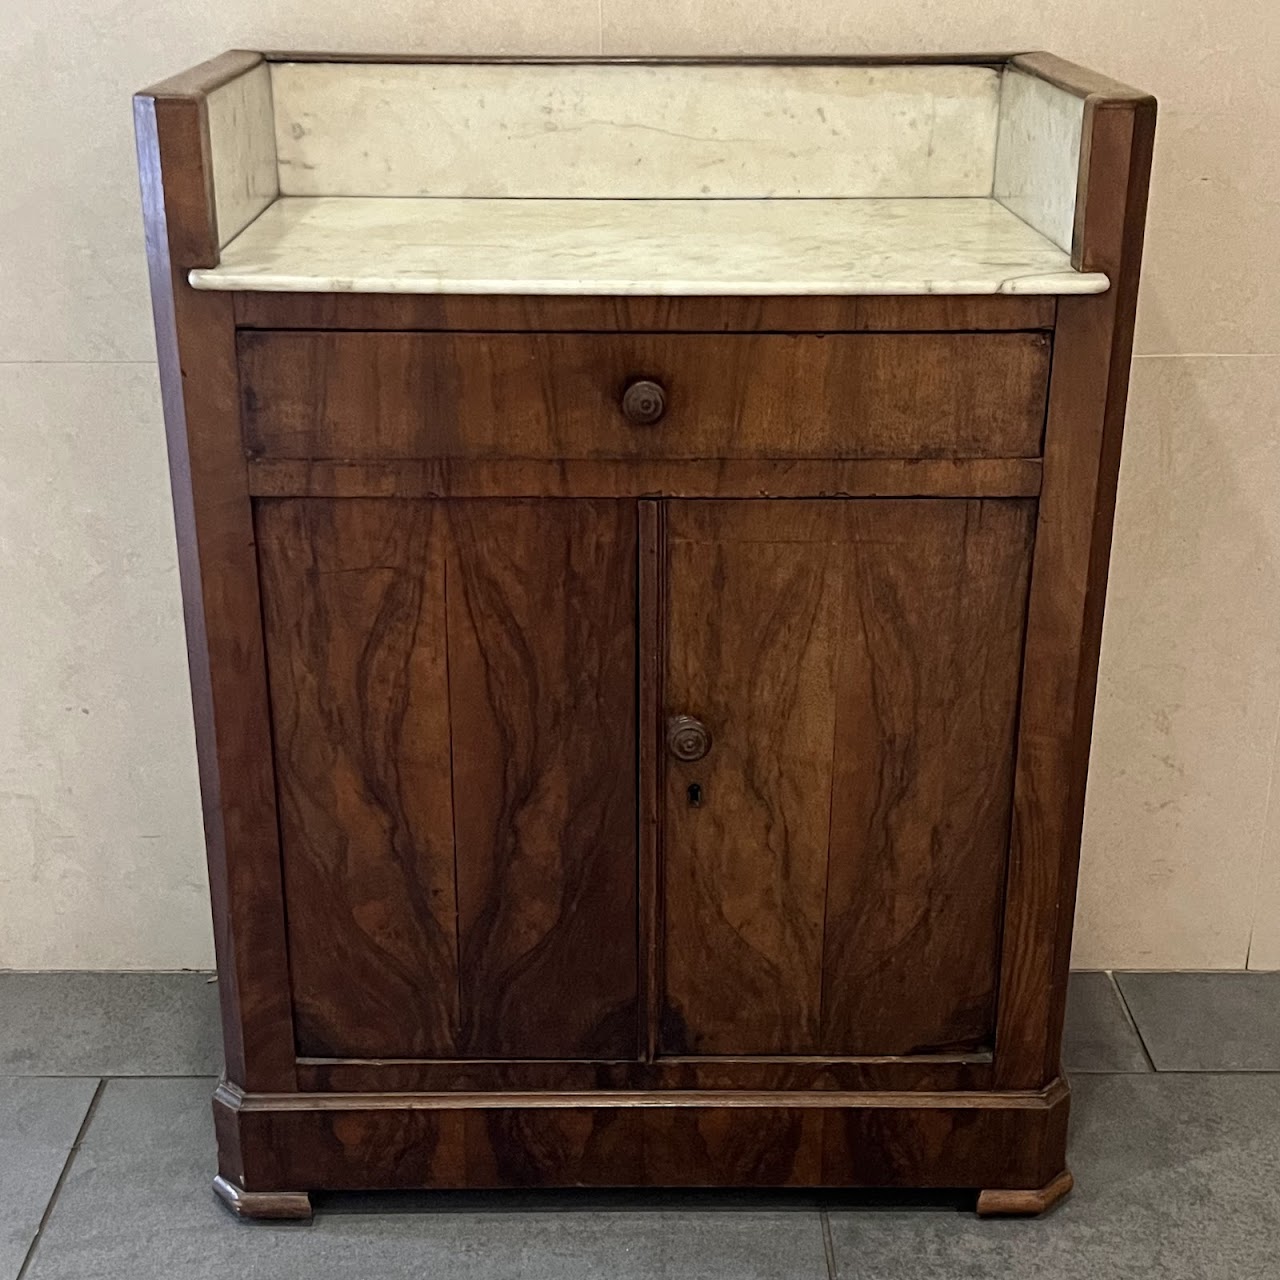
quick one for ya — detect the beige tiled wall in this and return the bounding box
[1,2,1276,968]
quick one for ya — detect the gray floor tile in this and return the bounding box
[1062,971,1151,1073]
[1115,971,1280,1071]
[0,1077,98,1280]
[826,1073,1280,1279]
[26,1078,829,1280]
[0,973,221,1077]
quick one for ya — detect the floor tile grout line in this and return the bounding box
[820,1207,838,1280]
[16,1077,106,1280]
[1068,1067,1156,1075]
[1116,1068,1280,1076]
[1108,970,1159,1072]
[0,1073,218,1081]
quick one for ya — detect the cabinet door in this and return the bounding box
[257,498,637,1059]
[661,499,1034,1057]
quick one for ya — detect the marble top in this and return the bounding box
[189,196,1110,297]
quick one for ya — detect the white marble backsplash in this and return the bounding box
[189,195,1109,296]
[993,70,1085,255]
[204,61,277,249]
[269,61,1002,200]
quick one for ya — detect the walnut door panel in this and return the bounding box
[239,331,1050,463]
[660,499,1035,1057]
[256,498,637,1059]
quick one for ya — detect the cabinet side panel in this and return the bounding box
[447,500,639,1058]
[256,498,461,1058]
[820,499,1035,1054]
[995,96,1155,1087]
[135,91,296,1089]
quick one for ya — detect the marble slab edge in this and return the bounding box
[188,270,1110,296]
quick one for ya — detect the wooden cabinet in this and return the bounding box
[136,51,1154,1220]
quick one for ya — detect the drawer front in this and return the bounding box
[240,331,1049,462]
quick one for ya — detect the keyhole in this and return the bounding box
[687,782,703,808]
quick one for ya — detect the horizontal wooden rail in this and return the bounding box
[247,457,1044,501]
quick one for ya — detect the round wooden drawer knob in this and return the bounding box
[622,378,667,426]
[667,714,711,762]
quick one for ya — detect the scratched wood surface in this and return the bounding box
[257,498,637,1058]
[238,331,1050,463]
[661,499,1035,1056]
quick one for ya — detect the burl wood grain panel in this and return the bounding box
[256,498,637,1058]
[662,499,1035,1057]
[238,331,1050,462]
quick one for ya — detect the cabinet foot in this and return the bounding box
[976,1170,1073,1217]
[212,1175,313,1220]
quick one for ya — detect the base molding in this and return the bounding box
[212,1174,313,1220]
[212,1078,1070,1199]
[977,1169,1075,1216]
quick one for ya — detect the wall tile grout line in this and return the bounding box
[1108,971,1158,1072]
[16,1076,106,1280]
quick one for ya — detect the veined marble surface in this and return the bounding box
[205,62,277,250]
[270,61,1001,200]
[189,196,1110,296]
[994,70,1085,254]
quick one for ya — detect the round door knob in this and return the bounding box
[621,378,667,426]
[666,714,711,763]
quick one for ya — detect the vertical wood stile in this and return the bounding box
[638,501,664,1062]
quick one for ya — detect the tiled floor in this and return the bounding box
[1,972,1277,1279]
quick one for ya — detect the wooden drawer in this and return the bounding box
[239,331,1050,462]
